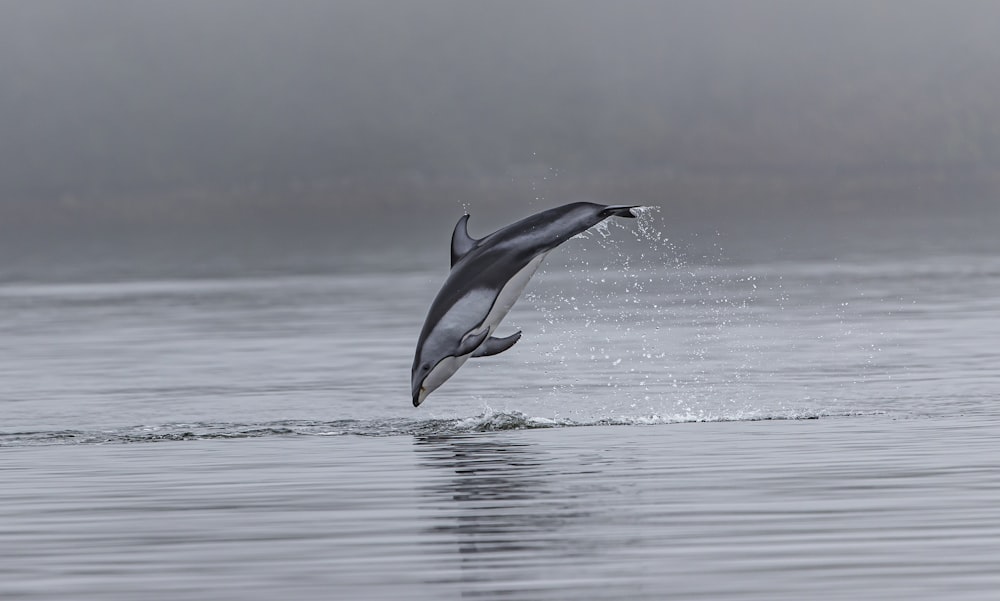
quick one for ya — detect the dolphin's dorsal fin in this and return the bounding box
[471,331,522,358]
[451,214,479,267]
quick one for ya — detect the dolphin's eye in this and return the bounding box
[421,363,430,372]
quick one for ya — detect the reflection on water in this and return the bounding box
[417,435,551,503]
[415,435,593,597]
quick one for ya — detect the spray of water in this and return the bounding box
[523,206,778,422]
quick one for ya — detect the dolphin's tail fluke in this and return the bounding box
[600,205,640,219]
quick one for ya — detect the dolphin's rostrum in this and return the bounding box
[411,202,638,407]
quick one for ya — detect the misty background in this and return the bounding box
[2,1,1000,279]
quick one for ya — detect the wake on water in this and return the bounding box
[0,407,886,447]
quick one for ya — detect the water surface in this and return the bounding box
[2,210,999,599]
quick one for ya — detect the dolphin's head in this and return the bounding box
[411,354,434,407]
[411,338,469,407]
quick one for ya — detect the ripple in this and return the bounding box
[0,408,883,447]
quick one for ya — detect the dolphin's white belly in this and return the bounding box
[421,253,547,400]
[472,251,548,342]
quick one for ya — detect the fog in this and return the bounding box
[2,1,999,240]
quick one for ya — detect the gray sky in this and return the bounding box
[2,1,1000,220]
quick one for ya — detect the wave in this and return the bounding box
[0,409,885,447]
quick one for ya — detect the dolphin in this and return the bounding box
[411,202,639,407]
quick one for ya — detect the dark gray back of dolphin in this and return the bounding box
[412,202,638,406]
[422,202,636,338]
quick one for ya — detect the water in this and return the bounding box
[2,210,1000,599]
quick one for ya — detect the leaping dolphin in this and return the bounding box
[411,202,638,407]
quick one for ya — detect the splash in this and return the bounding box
[0,409,882,447]
[523,205,783,420]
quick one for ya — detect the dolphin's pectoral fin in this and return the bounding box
[451,214,480,267]
[456,328,490,357]
[472,331,522,358]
